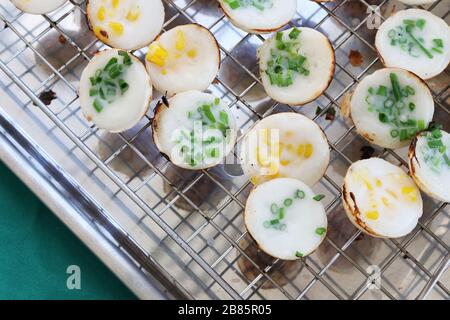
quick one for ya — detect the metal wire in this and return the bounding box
[0,0,448,299]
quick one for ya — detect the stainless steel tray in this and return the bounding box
[0,0,448,300]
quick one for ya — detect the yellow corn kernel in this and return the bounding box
[296,144,305,157]
[187,49,197,58]
[146,43,168,67]
[108,21,124,36]
[304,144,313,159]
[402,186,417,202]
[97,6,106,21]
[401,186,415,195]
[381,197,390,207]
[281,159,291,166]
[366,211,379,220]
[386,189,398,199]
[94,26,108,40]
[161,69,167,75]
[376,179,382,187]
[285,131,294,137]
[364,180,373,191]
[175,31,186,51]
[112,0,119,8]
[126,7,140,21]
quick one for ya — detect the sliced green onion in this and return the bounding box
[390,73,402,101]
[405,29,433,59]
[416,19,426,30]
[428,139,444,149]
[313,194,325,201]
[93,98,103,113]
[379,113,388,123]
[377,85,387,96]
[219,111,229,126]
[284,198,293,207]
[417,120,426,131]
[278,208,285,220]
[201,104,216,123]
[214,97,220,105]
[270,203,278,214]
[384,98,395,108]
[295,251,304,258]
[295,189,305,199]
[289,27,301,40]
[391,130,399,138]
[315,227,326,236]
[433,38,443,48]
[409,102,416,111]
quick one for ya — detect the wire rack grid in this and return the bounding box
[0,0,449,300]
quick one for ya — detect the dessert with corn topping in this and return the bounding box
[245,178,328,260]
[343,158,423,238]
[79,49,152,132]
[342,68,434,149]
[11,0,68,14]
[240,112,330,186]
[145,24,220,96]
[218,0,297,34]
[409,126,450,203]
[87,0,164,50]
[258,27,335,105]
[152,90,237,170]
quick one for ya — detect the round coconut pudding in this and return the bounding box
[218,0,297,34]
[145,24,220,96]
[375,9,450,80]
[11,0,68,14]
[87,0,165,50]
[245,178,328,260]
[153,91,237,170]
[409,127,450,202]
[258,27,335,105]
[240,113,330,186]
[343,158,423,238]
[79,49,152,132]
[348,68,434,149]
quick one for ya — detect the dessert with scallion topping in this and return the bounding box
[145,24,220,97]
[343,68,434,149]
[375,9,450,79]
[87,0,165,50]
[79,49,152,132]
[409,125,450,202]
[11,0,68,14]
[218,0,297,34]
[245,178,328,260]
[258,27,335,105]
[343,158,423,238]
[152,90,237,170]
[240,113,330,186]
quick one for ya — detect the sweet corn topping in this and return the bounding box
[112,0,120,9]
[94,26,108,40]
[281,160,291,166]
[376,179,382,187]
[175,31,186,51]
[401,186,415,195]
[296,144,305,157]
[97,6,106,21]
[304,144,313,158]
[146,43,169,67]
[187,49,197,58]
[108,21,124,36]
[366,211,379,220]
[382,197,390,207]
[126,7,141,21]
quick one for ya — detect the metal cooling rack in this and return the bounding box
[0,0,449,300]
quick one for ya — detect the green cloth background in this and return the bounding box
[0,160,136,300]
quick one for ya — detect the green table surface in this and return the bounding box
[0,160,136,300]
